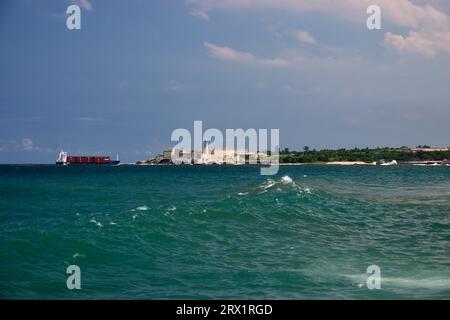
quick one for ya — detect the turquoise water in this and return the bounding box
[1,165,450,299]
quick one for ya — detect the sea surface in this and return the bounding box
[1,164,450,299]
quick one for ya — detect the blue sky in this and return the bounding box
[1,0,450,163]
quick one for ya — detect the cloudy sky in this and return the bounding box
[1,0,449,163]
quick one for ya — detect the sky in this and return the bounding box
[0,0,450,163]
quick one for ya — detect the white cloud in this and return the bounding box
[190,9,210,21]
[2,138,37,152]
[204,41,373,69]
[294,30,317,45]
[190,0,450,57]
[78,116,105,122]
[188,0,448,28]
[0,139,56,154]
[21,138,34,151]
[71,0,93,11]
[204,42,288,66]
[204,42,256,62]
[0,140,17,152]
[383,30,450,57]
[378,0,450,57]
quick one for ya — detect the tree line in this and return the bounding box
[279,147,450,163]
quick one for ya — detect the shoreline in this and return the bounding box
[133,162,449,167]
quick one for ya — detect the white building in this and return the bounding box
[170,141,272,165]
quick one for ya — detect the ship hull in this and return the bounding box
[56,155,120,165]
[56,161,120,165]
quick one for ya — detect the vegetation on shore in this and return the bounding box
[279,147,450,164]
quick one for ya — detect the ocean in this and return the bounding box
[1,165,449,299]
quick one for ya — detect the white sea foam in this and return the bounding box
[281,175,293,184]
[135,206,149,211]
[345,274,450,290]
[132,214,138,220]
[257,177,311,195]
[261,179,276,190]
[168,205,176,211]
[89,218,103,227]
[383,277,450,289]
[238,192,249,196]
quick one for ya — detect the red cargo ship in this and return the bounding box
[56,150,120,165]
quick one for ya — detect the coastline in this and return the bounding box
[138,146,450,167]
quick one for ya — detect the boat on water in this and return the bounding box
[379,160,398,166]
[56,150,120,165]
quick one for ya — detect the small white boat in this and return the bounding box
[380,160,398,166]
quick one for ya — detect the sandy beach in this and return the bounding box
[325,161,373,166]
